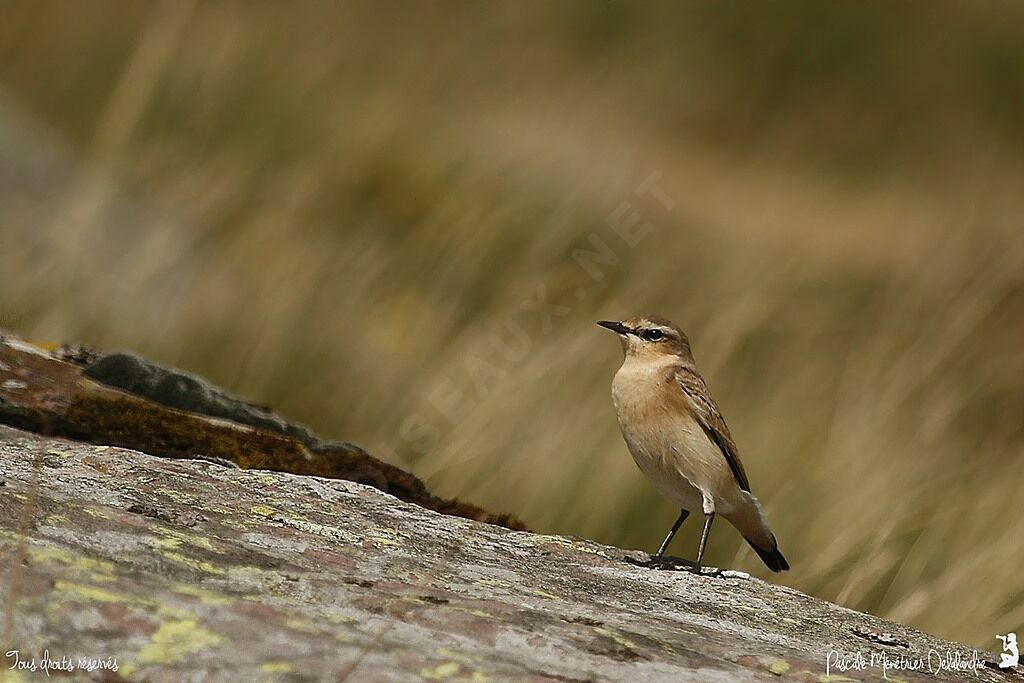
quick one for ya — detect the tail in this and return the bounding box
[750,539,789,573]
[729,492,790,573]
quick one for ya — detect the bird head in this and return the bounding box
[597,315,692,360]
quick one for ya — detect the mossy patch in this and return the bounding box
[0,340,526,530]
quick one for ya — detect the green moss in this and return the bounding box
[64,394,311,472]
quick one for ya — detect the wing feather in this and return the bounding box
[675,366,751,492]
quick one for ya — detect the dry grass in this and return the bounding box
[1,1,1022,647]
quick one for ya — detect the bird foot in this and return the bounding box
[624,554,728,576]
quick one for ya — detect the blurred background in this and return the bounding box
[1,0,1022,648]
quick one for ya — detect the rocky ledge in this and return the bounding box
[0,426,1015,682]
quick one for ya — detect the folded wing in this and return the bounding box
[675,366,751,492]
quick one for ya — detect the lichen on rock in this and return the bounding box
[0,426,1007,681]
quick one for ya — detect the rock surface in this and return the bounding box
[0,336,523,529]
[0,426,1013,682]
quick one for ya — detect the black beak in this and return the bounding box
[597,320,631,335]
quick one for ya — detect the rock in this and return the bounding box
[83,352,318,443]
[0,426,1006,682]
[51,342,101,367]
[0,335,523,530]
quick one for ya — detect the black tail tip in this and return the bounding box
[753,545,790,572]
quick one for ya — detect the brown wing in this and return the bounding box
[675,366,751,492]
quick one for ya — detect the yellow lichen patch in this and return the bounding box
[250,505,279,518]
[324,612,354,624]
[52,580,169,615]
[136,619,222,664]
[530,589,562,601]
[172,584,234,605]
[285,618,319,633]
[30,547,115,575]
[370,536,399,546]
[594,626,639,653]
[261,661,292,674]
[34,548,115,589]
[449,606,497,619]
[396,595,428,605]
[227,566,265,582]
[54,580,131,604]
[161,551,227,575]
[42,513,70,525]
[333,632,359,644]
[263,594,303,608]
[86,573,116,584]
[420,662,460,680]
[155,603,194,620]
[279,511,310,523]
[521,534,601,555]
[218,516,259,531]
[153,527,217,552]
[279,517,349,539]
[768,659,790,675]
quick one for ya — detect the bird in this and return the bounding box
[597,315,789,573]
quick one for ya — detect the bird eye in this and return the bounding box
[643,329,665,342]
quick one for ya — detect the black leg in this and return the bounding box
[654,509,689,558]
[695,513,715,570]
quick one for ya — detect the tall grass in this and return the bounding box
[1,1,1022,647]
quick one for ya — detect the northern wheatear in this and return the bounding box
[598,315,789,572]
